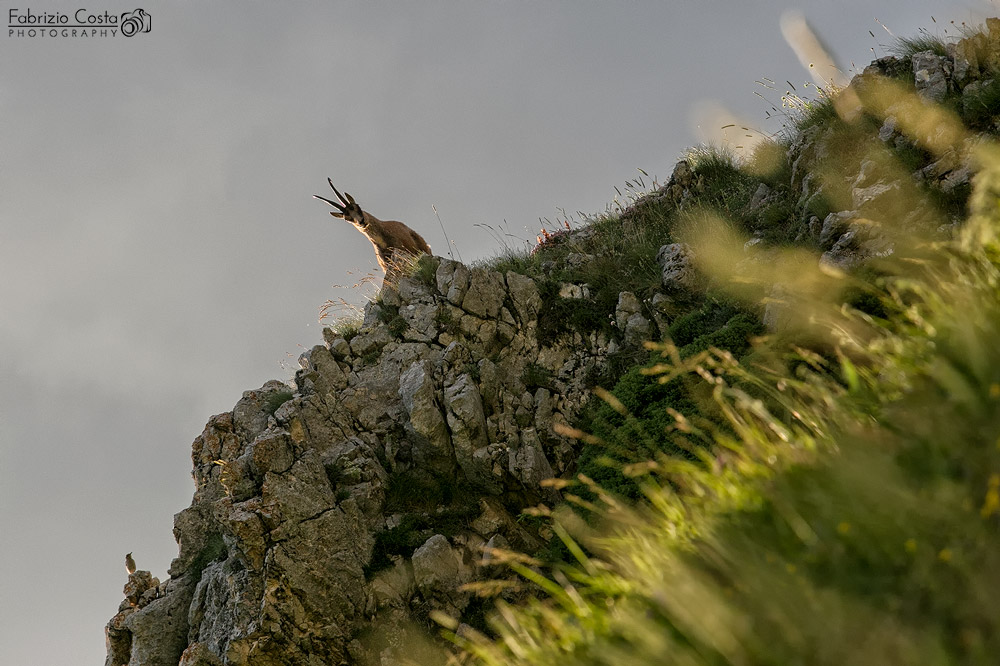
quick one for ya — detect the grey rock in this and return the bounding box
[122,578,195,666]
[349,326,392,358]
[232,381,290,444]
[656,243,697,290]
[304,344,348,394]
[615,291,652,346]
[942,166,973,193]
[444,374,497,491]
[762,283,792,333]
[370,558,415,609]
[808,215,823,241]
[558,283,590,299]
[878,116,898,143]
[948,38,978,86]
[186,562,246,660]
[436,258,470,306]
[482,534,510,566]
[749,183,772,211]
[614,292,642,329]
[411,535,471,615]
[648,292,673,335]
[398,275,434,302]
[362,300,384,328]
[398,361,453,473]
[912,50,950,102]
[379,285,403,308]
[399,303,438,343]
[509,428,557,496]
[565,252,594,268]
[819,211,857,249]
[671,159,693,185]
[461,268,506,319]
[506,272,542,324]
[820,229,894,271]
[411,535,461,592]
[326,335,352,360]
[852,182,900,211]
[108,245,650,663]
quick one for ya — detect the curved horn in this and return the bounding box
[327,178,351,207]
[313,194,345,212]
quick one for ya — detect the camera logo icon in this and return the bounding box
[120,9,151,37]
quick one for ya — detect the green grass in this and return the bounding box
[455,218,1000,664]
[377,302,408,338]
[411,254,439,287]
[429,21,1000,666]
[364,470,482,576]
[961,78,1000,131]
[791,93,839,133]
[889,32,950,58]
[327,315,363,343]
[568,298,762,506]
[339,21,1000,663]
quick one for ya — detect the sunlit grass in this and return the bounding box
[433,19,1000,666]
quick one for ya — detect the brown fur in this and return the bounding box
[314,179,431,279]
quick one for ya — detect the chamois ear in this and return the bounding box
[328,211,346,220]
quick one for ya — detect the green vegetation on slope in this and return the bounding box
[431,19,1000,666]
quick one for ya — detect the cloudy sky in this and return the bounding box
[0,1,990,663]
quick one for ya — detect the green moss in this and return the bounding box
[190,533,227,577]
[264,390,294,416]
[535,279,616,345]
[667,299,741,348]
[364,475,480,577]
[520,363,553,391]
[377,303,408,339]
[383,469,455,513]
[961,79,1000,130]
[678,312,763,358]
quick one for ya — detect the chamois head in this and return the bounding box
[313,178,366,227]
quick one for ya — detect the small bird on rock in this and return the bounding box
[125,552,136,575]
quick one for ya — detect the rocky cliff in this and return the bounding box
[107,19,994,665]
[104,251,693,666]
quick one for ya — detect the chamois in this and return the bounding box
[314,179,431,279]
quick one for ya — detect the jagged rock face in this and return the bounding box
[106,257,620,666]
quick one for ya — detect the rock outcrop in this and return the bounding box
[105,257,644,666]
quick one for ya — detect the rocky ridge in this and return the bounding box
[106,21,998,666]
[105,254,694,666]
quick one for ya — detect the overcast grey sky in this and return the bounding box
[0,2,990,663]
